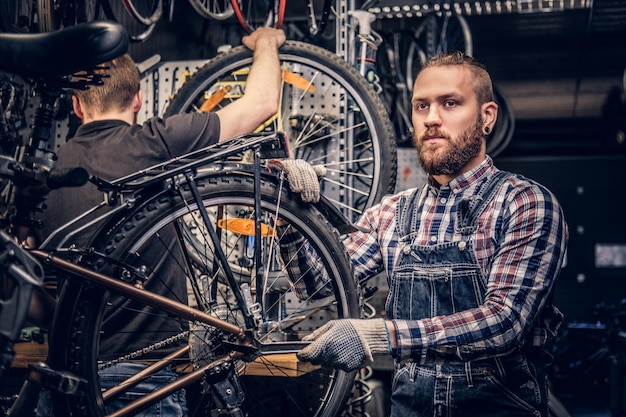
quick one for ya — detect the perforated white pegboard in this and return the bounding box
[394,146,427,193]
[137,58,210,122]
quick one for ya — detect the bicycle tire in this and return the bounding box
[377,30,421,147]
[487,85,515,158]
[189,0,234,20]
[165,41,397,222]
[97,0,160,42]
[49,172,360,417]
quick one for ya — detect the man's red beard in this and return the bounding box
[415,118,484,176]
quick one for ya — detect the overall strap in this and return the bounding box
[456,171,515,235]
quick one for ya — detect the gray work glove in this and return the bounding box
[268,159,326,203]
[297,318,390,372]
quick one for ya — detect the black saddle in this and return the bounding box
[0,20,128,79]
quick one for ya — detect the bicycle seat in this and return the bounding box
[0,21,129,79]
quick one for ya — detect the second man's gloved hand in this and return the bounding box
[297,318,390,372]
[268,159,326,203]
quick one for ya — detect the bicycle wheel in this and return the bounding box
[231,0,284,33]
[407,12,473,88]
[96,0,161,42]
[49,172,360,417]
[377,30,421,146]
[487,85,515,158]
[121,0,162,26]
[165,41,397,222]
[189,0,234,20]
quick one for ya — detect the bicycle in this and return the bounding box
[0,20,363,417]
[0,0,235,41]
[166,0,397,223]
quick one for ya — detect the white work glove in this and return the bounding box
[268,159,326,203]
[297,318,390,372]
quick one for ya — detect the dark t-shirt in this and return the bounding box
[39,111,220,360]
[41,111,220,243]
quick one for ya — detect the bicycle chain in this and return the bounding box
[98,331,190,370]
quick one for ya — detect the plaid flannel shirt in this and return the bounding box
[281,156,568,363]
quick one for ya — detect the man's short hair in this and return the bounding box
[72,53,140,117]
[421,51,494,105]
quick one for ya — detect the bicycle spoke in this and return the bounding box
[189,0,235,20]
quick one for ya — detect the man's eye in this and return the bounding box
[414,103,428,111]
[444,100,457,107]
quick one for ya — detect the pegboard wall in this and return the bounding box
[395,147,427,193]
[136,57,209,122]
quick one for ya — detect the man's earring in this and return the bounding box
[484,126,491,134]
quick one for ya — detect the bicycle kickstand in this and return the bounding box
[204,361,246,417]
[7,362,86,416]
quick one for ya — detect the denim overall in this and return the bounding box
[388,172,547,417]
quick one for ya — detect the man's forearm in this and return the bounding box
[245,37,282,113]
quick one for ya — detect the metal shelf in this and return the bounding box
[367,0,591,19]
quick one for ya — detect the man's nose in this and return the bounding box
[424,106,442,126]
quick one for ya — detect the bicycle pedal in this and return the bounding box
[27,362,86,396]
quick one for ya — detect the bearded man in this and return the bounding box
[292,51,569,417]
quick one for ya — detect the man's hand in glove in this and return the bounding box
[268,159,326,203]
[297,318,391,372]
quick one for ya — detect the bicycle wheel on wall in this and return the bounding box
[407,12,473,88]
[487,85,515,158]
[49,172,360,417]
[165,41,397,222]
[231,0,285,33]
[189,0,235,20]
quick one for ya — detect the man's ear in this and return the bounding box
[132,90,142,113]
[72,95,84,120]
[481,100,498,131]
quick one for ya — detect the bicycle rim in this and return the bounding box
[189,0,234,20]
[49,173,359,417]
[231,0,284,33]
[121,0,162,26]
[101,0,160,42]
[165,41,397,222]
